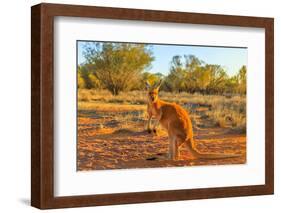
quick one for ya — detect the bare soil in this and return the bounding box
[77,102,246,171]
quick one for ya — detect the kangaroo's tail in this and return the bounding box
[186,138,241,159]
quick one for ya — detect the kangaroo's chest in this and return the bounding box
[151,106,158,116]
[151,104,162,118]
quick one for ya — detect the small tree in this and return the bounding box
[83,42,154,95]
[205,64,228,94]
[165,54,245,95]
[225,75,239,94]
[237,65,247,94]
[77,66,85,89]
[78,64,101,89]
[139,72,163,90]
[165,55,187,92]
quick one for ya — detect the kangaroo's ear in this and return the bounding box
[155,79,162,90]
[145,81,151,90]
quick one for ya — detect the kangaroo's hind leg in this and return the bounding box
[168,136,179,161]
[172,139,179,160]
[146,112,152,133]
[168,135,173,160]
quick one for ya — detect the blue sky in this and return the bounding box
[77,41,247,77]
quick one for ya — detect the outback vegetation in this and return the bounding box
[77,42,246,170]
[79,43,246,95]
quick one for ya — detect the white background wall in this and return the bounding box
[0,0,279,212]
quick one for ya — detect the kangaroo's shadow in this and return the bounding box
[146,153,168,161]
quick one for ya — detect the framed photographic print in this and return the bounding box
[31,3,274,209]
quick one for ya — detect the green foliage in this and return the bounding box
[237,65,247,94]
[139,72,164,89]
[78,65,101,89]
[165,55,247,95]
[82,42,154,95]
[77,69,85,89]
[77,43,246,96]
[164,55,187,92]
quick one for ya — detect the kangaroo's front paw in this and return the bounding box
[153,128,157,133]
[147,128,152,134]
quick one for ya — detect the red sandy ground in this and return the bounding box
[77,105,246,171]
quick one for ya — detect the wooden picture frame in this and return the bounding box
[31,3,274,209]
